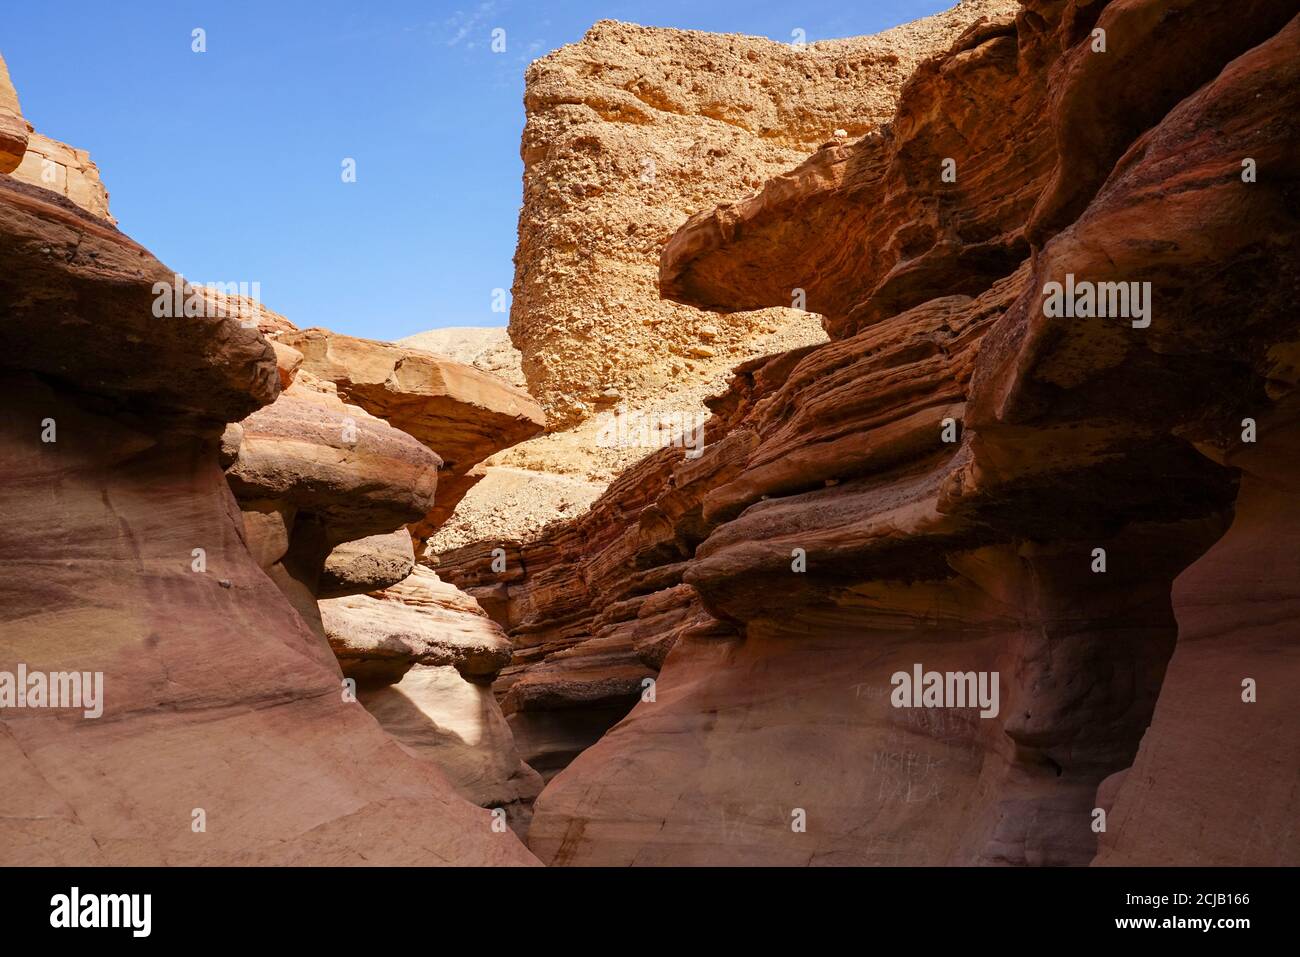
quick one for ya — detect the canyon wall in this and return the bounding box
[0,173,535,864]
[446,0,1300,865]
[510,0,1019,429]
[4,0,1296,869]
[0,53,112,220]
[210,300,550,832]
[0,59,543,863]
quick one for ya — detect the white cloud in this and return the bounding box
[445,1,497,47]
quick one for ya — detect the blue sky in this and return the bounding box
[5,1,950,341]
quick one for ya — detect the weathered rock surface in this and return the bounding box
[323,566,513,680]
[437,444,733,783]
[6,0,1297,869]
[319,529,417,598]
[321,566,544,819]
[357,664,544,813]
[490,1,1300,865]
[226,379,441,544]
[0,170,536,864]
[0,53,28,173]
[10,132,114,222]
[0,54,112,220]
[398,326,527,389]
[219,374,443,640]
[206,313,548,832]
[511,1,1019,428]
[282,328,544,471]
[278,327,546,539]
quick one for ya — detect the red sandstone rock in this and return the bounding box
[320,566,544,824]
[319,529,417,598]
[225,380,441,545]
[0,154,536,866]
[518,3,1300,866]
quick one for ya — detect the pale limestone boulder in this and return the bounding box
[360,664,543,810]
[321,566,511,680]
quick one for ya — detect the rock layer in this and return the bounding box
[0,173,535,864]
[498,1,1300,865]
[0,53,28,172]
[511,1,1019,427]
[321,566,544,821]
[278,328,546,539]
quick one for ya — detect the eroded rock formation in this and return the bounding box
[278,327,546,540]
[3,0,1295,870]
[208,301,551,830]
[0,173,536,864]
[0,53,112,220]
[0,54,28,173]
[457,0,1300,865]
[321,565,544,822]
[511,0,1019,428]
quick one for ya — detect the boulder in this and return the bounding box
[321,566,544,824]
[319,529,416,598]
[277,327,545,540]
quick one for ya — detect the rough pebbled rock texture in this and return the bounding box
[511,1,1020,428]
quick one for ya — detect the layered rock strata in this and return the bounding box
[321,566,544,822]
[511,0,1019,428]
[0,53,112,220]
[470,0,1300,865]
[213,311,551,827]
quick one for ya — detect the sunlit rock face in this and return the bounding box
[0,53,112,219]
[0,53,29,173]
[277,327,546,540]
[221,373,442,639]
[319,565,544,831]
[0,165,537,865]
[512,2,1300,865]
[510,2,1020,429]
